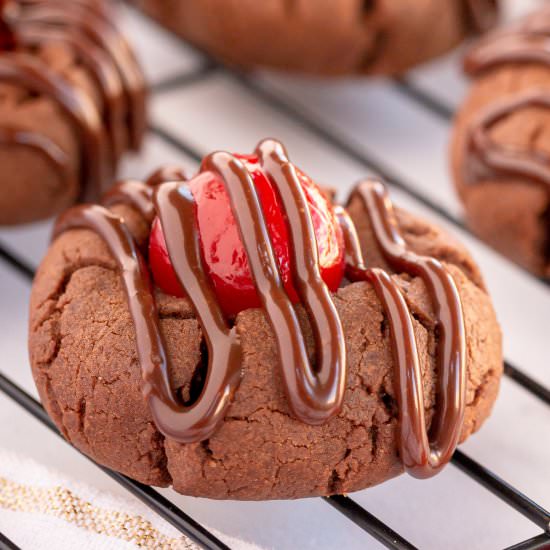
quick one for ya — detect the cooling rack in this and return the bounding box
[0,2,549,549]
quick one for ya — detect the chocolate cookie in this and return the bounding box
[0,0,146,225]
[29,140,502,500]
[451,7,550,277]
[134,0,499,76]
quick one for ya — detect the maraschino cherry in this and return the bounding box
[149,153,345,318]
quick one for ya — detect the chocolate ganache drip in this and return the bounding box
[0,1,16,50]
[463,8,550,188]
[0,125,68,180]
[464,92,550,188]
[0,0,146,201]
[462,0,499,35]
[464,7,550,76]
[52,139,467,478]
[339,181,466,478]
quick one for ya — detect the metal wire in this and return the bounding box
[324,496,418,550]
[452,451,550,532]
[504,362,550,406]
[0,532,21,550]
[504,533,550,550]
[0,243,34,279]
[0,372,230,550]
[151,61,218,94]
[392,78,455,121]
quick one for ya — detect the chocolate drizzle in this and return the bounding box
[52,139,466,478]
[0,0,146,201]
[18,0,147,148]
[462,0,499,35]
[465,8,550,76]
[463,8,550,189]
[0,53,108,199]
[0,1,15,50]
[203,143,347,424]
[102,179,156,223]
[465,92,550,188]
[343,181,466,478]
[0,125,70,184]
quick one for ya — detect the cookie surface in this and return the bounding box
[29,182,502,500]
[0,0,146,225]
[134,0,498,76]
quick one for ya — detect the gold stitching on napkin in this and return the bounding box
[0,476,199,549]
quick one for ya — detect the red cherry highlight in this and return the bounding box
[148,155,345,318]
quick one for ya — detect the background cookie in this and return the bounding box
[29,157,502,500]
[0,0,146,225]
[133,0,499,76]
[451,7,550,277]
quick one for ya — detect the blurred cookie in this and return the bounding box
[134,0,499,76]
[0,0,146,225]
[451,7,550,277]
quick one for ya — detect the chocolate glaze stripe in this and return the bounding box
[16,24,126,162]
[202,146,346,423]
[465,91,550,188]
[152,180,242,442]
[202,149,347,424]
[0,53,108,201]
[146,165,189,188]
[463,9,550,191]
[357,180,466,478]
[48,171,237,443]
[18,0,147,149]
[102,179,156,223]
[255,140,346,423]
[20,0,108,14]
[0,0,14,50]
[51,198,241,445]
[100,167,189,232]
[0,126,71,184]
[463,0,498,34]
[343,180,466,478]
[333,205,363,270]
[465,32,550,76]
[50,203,208,447]
[464,9,550,76]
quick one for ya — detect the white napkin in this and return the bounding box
[0,449,261,550]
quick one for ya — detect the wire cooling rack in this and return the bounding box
[0,2,549,549]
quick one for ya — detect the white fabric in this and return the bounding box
[0,449,261,550]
